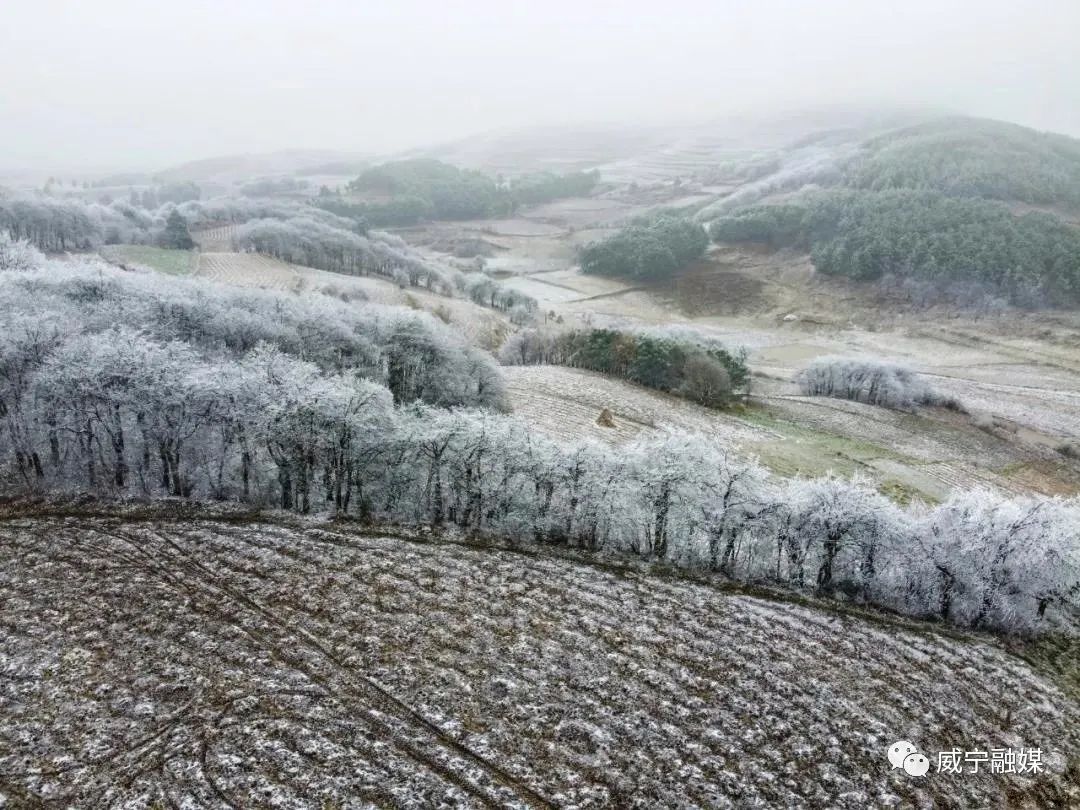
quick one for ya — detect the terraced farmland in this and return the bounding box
[197,251,301,291]
[191,224,238,252]
[0,510,1076,808]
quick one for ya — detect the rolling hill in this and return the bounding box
[155,149,369,185]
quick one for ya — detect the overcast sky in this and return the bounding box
[1,0,1077,171]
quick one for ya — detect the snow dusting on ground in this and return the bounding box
[1,513,1076,808]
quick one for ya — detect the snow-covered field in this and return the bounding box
[1,511,1076,808]
[503,363,1078,500]
[504,365,770,446]
[473,239,1080,500]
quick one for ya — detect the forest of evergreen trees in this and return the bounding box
[710,189,1080,305]
[315,160,599,227]
[701,117,1080,307]
[501,326,749,407]
[504,170,599,205]
[844,117,1080,206]
[578,214,708,281]
[350,159,508,220]
[315,195,434,228]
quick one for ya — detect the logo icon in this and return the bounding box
[889,741,930,776]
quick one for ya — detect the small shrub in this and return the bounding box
[679,354,732,408]
[1057,442,1080,460]
[0,231,44,271]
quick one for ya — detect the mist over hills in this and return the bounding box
[146,107,939,183]
[3,2,1080,806]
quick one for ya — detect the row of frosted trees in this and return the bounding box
[5,342,1077,635]
[1,248,1077,635]
[229,216,537,314]
[0,196,163,251]
[0,193,362,253]
[0,193,539,316]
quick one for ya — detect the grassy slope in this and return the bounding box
[100,244,198,275]
[502,363,1076,505]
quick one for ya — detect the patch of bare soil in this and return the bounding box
[668,260,767,316]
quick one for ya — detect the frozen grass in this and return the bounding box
[504,366,1058,502]
[503,365,767,446]
[99,244,198,276]
[0,511,1077,807]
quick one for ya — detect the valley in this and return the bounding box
[5,103,1080,808]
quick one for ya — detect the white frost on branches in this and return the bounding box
[796,356,960,410]
[0,257,1075,635]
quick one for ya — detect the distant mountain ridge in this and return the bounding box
[156,149,369,183]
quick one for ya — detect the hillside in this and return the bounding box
[388,115,1080,313]
[156,149,368,185]
[4,108,1080,808]
[187,247,512,348]
[503,363,1080,502]
[1,507,1076,808]
[409,108,926,182]
[365,123,1080,503]
[697,117,1080,307]
[845,117,1080,206]
[709,189,1080,305]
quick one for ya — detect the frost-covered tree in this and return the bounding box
[0,196,165,251]
[796,356,960,411]
[906,491,1080,632]
[159,210,195,249]
[1,254,1076,637]
[773,476,900,595]
[500,325,748,406]
[228,216,533,313]
[0,231,44,271]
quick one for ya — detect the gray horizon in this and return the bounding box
[1,0,1077,172]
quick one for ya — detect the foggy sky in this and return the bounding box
[2,0,1078,171]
